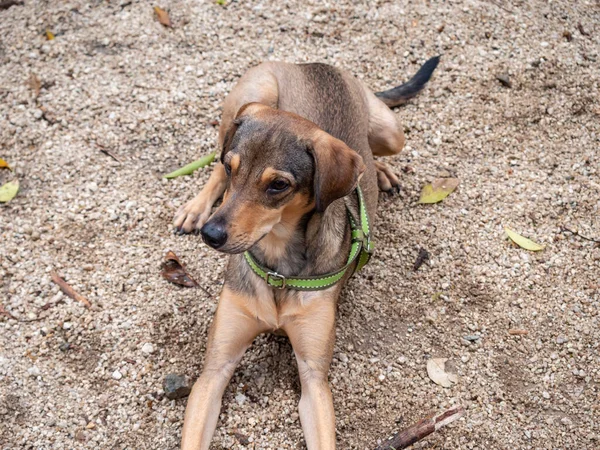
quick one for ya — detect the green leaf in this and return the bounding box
[163,152,216,179]
[418,178,460,204]
[0,180,19,203]
[504,227,545,251]
[215,0,226,5]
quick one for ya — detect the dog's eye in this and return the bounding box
[267,179,290,193]
[224,162,232,175]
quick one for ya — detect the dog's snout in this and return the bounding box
[200,221,228,249]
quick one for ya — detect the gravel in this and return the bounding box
[1,0,599,449]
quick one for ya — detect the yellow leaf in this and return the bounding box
[154,6,172,27]
[0,180,19,203]
[418,177,460,204]
[46,30,55,40]
[504,227,545,251]
[0,158,11,170]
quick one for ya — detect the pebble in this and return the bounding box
[235,393,248,405]
[112,370,123,380]
[141,343,154,354]
[163,373,191,399]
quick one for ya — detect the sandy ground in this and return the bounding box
[1,0,599,449]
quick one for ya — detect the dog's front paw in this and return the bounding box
[173,198,212,234]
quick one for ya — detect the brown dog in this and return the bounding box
[173,58,439,449]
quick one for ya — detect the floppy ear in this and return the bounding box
[220,118,242,163]
[309,132,366,212]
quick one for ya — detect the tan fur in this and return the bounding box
[258,193,314,265]
[229,154,240,173]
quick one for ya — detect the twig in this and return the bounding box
[0,304,16,320]
[488,0,513,14]
[375,405,465,450]
[51,271,92,308]
[559,226,600,244]
[509,329,529,336]
[95,143,122,163]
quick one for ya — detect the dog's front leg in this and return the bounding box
[181,286,267,450]
[173,162,228,234]
[283,293,337,450]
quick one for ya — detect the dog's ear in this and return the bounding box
[220,118,242,163]
[309,132,366,212]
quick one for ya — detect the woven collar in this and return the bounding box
[243,186,373,291]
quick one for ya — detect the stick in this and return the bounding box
[51,271,91,308]
[0,304,16,320]
[559,226,600,244]
[95,143,122,163]
[375,405,465,450]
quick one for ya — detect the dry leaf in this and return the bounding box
[504,227,545,251]
[161,251,198,287]
[154,6,172,27]
[418,178,460,204]
[0,179,19,203]
[427,358,458,388]
[0,158,11,170]
[28,73,41,99]
[51,271,92,308]
[45,29,55,40]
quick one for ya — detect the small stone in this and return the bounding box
[542,391,550,399]
[112,369,123,380]
[235,393,248,405]
[141,343,154,354]
[59,342,71,352]
[556,336,568,344]
[163,373,191,399]
[28,366,41,377]
[378,374,386,381]
[338,353,349,363]
[496,73,512,88]
[63,322,72,330]
[463,335,481,342]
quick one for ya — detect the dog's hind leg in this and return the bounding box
[365,92,404,192]
[181,287,269,450]
[364,57,440,192]
[174,63,280,233]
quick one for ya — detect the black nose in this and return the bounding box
[200,221,228,249]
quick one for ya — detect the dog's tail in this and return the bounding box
[374,56,440,108]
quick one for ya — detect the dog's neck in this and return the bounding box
[250,199,350,278]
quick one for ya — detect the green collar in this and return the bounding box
[243,186,373,291]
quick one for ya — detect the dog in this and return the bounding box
[173,57,439,449]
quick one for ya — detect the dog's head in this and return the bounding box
[200,103,365,254]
